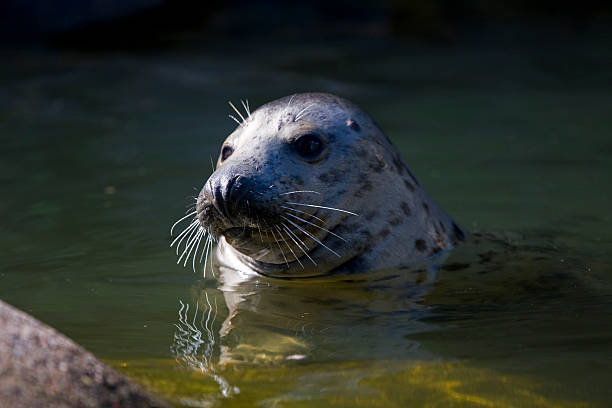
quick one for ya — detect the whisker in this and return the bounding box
[180,228,203,266]
[207,238,215,278]
[281,206,326,223]
[170,211,197,236]
[192,230,206,273]
[191,232,202,272]
[241,99,251,117]
[228,101,246,122]
[294,104,314,122]
[228,114,242,126]
[281,223,309,252]
[282,218,341,257]
[283,213,346,242]
[176,223,200,258]
[275,225,303,269]
[279,190,321,196]
[270,228,289,267]
[285,201,359,216]
[281,223,317,266]
[287,94,295,108]
[202,236,212,278]
[171,220,199,249]
[199,234,210,263]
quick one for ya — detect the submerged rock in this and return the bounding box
[0,299,168,408]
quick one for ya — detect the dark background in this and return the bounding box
[2,0,611,49]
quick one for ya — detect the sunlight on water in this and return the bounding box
[109,357,601,408]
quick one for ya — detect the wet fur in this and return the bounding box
[173,93,465,278]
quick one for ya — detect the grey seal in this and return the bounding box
[171,93,465,278]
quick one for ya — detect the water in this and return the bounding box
[1,31,611,407]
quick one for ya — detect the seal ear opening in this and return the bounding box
[346,119,360,132]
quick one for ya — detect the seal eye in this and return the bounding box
[221,146,233,162]
[293,134,325,160]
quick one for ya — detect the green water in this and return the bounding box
[1,33,611,407]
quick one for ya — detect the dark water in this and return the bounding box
[1,32,611,407]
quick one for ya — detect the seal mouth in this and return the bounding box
[224,226,258,240]
[194,182,356,268]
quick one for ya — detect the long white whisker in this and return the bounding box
[228,101,246,122]
[283,213,347,242]
[199,234,210,262]
[241,99,251,117]
[228,114,241,125]
[270,228,289,267]
[191,231,202,272]
[171,211,197,236]
[282,218,341,257]
[281,223,309,251]
[279,190,321,196]
[287,94,295,108]
[202,237,210,277]
[192,230,206,272]
[281,206,326,223]
[282,223,317,266]
[275,225,303,269]
[207,238,214,278]
[294,104,314,121]
[176,224,200,259]
[181,228,203,266]
[285,201,359,216]
[171,220,199,249]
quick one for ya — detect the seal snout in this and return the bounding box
[199,170,259,227]
[200,174,237,222]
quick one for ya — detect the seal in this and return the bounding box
[171,93,465,278]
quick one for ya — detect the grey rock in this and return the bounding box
[0,299,169,408]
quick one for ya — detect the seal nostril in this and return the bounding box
[212,182,223,213]
[203,178,227,221]
[208,174,242,222]
[225,175,241,203]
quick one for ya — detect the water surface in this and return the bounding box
[1,33,611,407]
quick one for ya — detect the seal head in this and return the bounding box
[195,93,464,278]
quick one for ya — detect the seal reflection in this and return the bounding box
[171,258,443,397]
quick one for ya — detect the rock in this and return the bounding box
[0,299,168,408]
